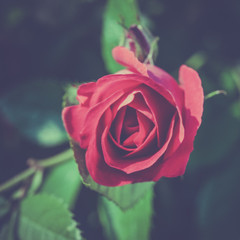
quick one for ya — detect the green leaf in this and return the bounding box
[220,68,240,95]
[230,100,240,119]
[87,177,153,210]
[102,0,139,73]
[0,210,19,240]
[0,197,10,219]
[71,142,154,210]
[40,159,82,208]
[197,155,240,240]
[185,52,207,70]
[98,189,153,240]
[0,80,68,147]
[27,170,44,196]
[62,84,79,108]
[18,194,82,240]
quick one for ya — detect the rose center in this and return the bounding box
[120,107,139,147]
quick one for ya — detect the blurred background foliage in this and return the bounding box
[0,0,240,239]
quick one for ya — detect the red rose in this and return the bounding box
[62,46,204,186]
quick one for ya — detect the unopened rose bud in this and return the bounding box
[123,24,159,64]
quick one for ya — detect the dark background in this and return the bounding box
[0,0,240,239]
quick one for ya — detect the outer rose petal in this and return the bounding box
[62,105,84,143]
[147,64,185,143]
[89,74,141,105]
[80,90,124,149]
[85,137,132,186]
[179,65,204,125]
[151,65,204,179]
[96,74,176,107]
[76,82,96,106]
[85,108,132,186]
[63,82,97,142]
[150,116,199,179]
[112,46,148,76]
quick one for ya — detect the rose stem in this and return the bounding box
[0,148,73,193]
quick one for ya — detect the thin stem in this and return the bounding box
[0,168,35,193]
[0,148,73,193]
[38,148,73,168]
[205,90,227,100]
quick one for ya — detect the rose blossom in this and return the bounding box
[62,46,204,186]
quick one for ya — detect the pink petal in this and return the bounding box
[134,111,154,146]
[101,114,176,174]
[121,107,138,139]
[112,46,148,76]
[151,115,199,179]
[115,69,134,75]
[128,92,153,121]
[110,106,127,143]
[163,115,183,158]
[85,137,132,186]
[76,82,96,106]
[147,64,185,143]
[79,90,124,149]
[91,74,141,105]
[150,65,204,179]
[109,132,135,152]
[122,131,139,148]
[96,74,176,108]
[125,126,157,158]
[133,85,175,148]
[62,105,85,143]
[86,122,167,186]
[179,65,204,126]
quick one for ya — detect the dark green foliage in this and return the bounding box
[102,0,139,73]
[18,194,82,240]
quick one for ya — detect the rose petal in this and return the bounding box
[101,113,176,174]
[109,132,135,152]
[128,92,153,121]
[111,85,174,150]
[85,137,132,186]
[121,107,138,142]
[112,46,148,76]
[125,126,157,158]
[179,65,204,126]
[147,65,183,106]
[134,111,154,146]
[147,65,185,143]
[110,106,127,143]
[76,82,96,106]
[62,105,84,143]
[133,85,175,148]
[110,90,154,143]
[95,74,176,108]
[122,131,139,148]
[110,91,140,143]
[150,65,204,179]
[115,69,134,75]
[151,115,199,179]
[80,90,124,149]
[85,110,134,186]
[163,115,182,158]
[90,74,141,105]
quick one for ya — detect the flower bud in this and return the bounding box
[123,24,158,64]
